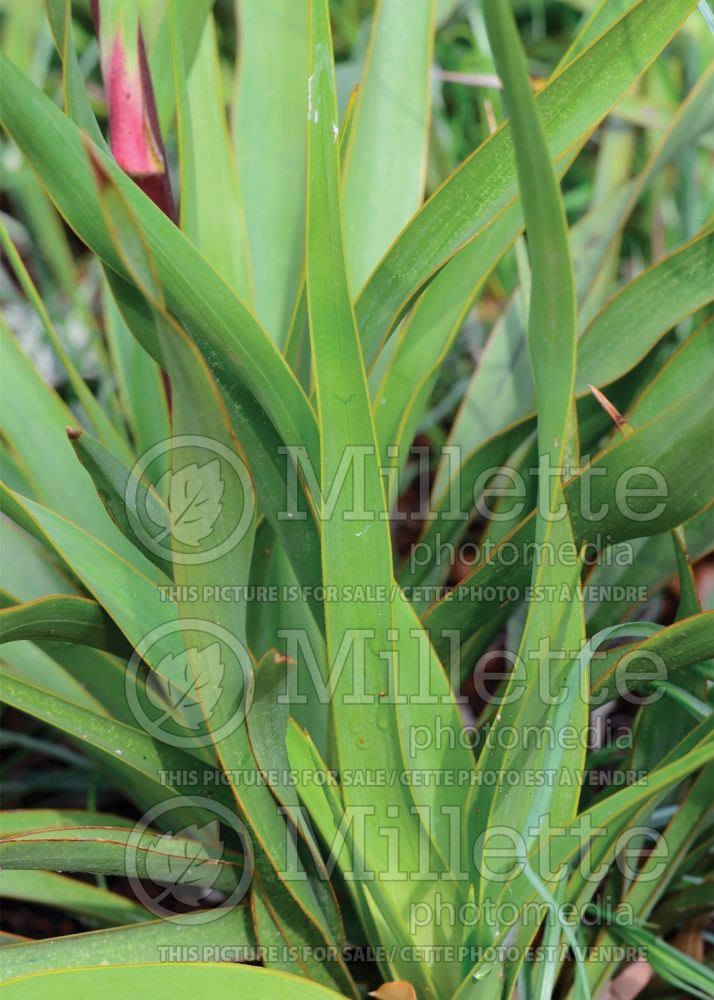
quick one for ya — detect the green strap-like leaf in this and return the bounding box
[355,0,698,360]
[44,0,105,146]
[0,54,320,478]
[580,763,714,996]
[232,0,309,345]
[0,672,228,821]
[102,282,171,465]
[0,595,133,659]
[591,611,714,701]
[149,0,215,131]
[610,924,714,999]
[454,728,714,996]
[0,223,132,464]
[305,5,475,994]
[68,428,174,576]
[0,870,149,928]
[0,321,137,556]
[171,8,253,303]
[0,824,242,893]
[577,227,714,392]
[0,907,254,981]
[425,376,714,659]
[469,0,583,949]
[3,963,345,1000]
[342,0,435,290]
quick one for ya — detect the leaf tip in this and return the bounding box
[589,384,629,434]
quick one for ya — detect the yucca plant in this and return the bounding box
[1,0,713,997]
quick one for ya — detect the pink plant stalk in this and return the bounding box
[91,0,175,220]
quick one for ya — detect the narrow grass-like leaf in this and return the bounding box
[425,378,714,659]
[102,284,171,462]
[0,56,321,477]
[455,732,714,996]
[149,0,215,131]
[233,0,309,344]
[0,907,255,980]
[68,428,173,575]
[580,762,714,996]
[0,823,242,892]
[355,0,698,359]
[45,0,105,146]
[577,227,714,392]
[0,595,133,659]
[591,611,714,702]
[171,8,253,302]
[468,1,582,941]
[430,184,633,496]
[0,320,133,552]
[306,4,475,994]
[96,163,354,991]
[0,223,132,463]
[83,130,326,625]
[342,0,435,290]
[609,924,714,998]
[3,963,345,1000]
[0,870,149,927]
[0,672,229,823]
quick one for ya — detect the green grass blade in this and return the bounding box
[233,0,309,345]
[0,672,226,821]
[0,823,242,893]
[342,0,435,290]
[425,377,714,658]
[610,924,714,998]
[0,595,133,659]
[3,963,345,1000]
[591,612,714,701]
[45,0,105,146]
[0,320,132,551]
[0,55,321,475]
[430,183,632,497]
[149,0,215,132]
[305,3,475,993]
[68,428,173,576]
[409,249,713,596]
[0,870,148,927]
[580,762,714,996]
[355,0,698,360]
[102,283,171,463]
[469,0,582,944]
[0,223,132,463]
[170,8,253,303]
[0,907,254,980]
[96,165,354,992]
[577,227,714,391]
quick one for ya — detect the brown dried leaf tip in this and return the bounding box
[369,981,418,1000]
[273,653,297,666]
[589,384,630,434]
